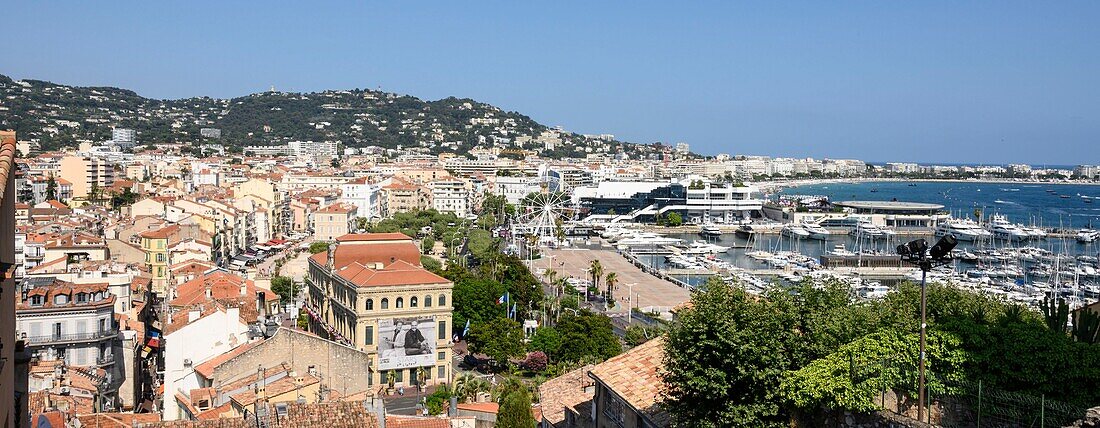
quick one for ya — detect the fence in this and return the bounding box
[851,356,1091,427]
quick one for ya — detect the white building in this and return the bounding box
[493,175,538,205]
[341,177,383,220]
[429,179,472,218]
[162,306,251,420]
[111,128,136,149]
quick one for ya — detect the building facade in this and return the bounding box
[304,233,454,389]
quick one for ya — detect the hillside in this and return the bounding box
[0,73,675,159]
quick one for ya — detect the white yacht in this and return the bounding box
[683,240,731,255]
[1021,226,1047,240]
[699,223,722,237]
[802,222,832,240]
[827,244,857,257]
[616,233,683,247]
[986,215,1031,241]
[1077,229,1099,243]
[781,224,810,239]
[849,221,890,240]
[935,219,992,242]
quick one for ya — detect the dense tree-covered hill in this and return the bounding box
[0,73,672,158]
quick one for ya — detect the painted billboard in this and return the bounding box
[377,316,436,370]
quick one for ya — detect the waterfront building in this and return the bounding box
[833,201,948,228]
[304,233,454,389]
[574,176,761,224]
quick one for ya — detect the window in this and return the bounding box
[53,322,63,338]
[76,293,87,303]
[395,297,403,309]
[99,318,107,332]
[365,299,374,311]
[438,351,446,361]
[424,295,432,307]
[438,321,446,340]
[437,365,446,379]
[156,253,166,263]
[380,298,389,309]
[438,294,446,307]
[54,294,69,305]
[410,297,418,308]
[365,326,374,345]
[394,370,403,383]
[30,295,44,306]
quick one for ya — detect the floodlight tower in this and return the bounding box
[896,234,957,424]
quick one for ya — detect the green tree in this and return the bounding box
[468,317,526,366]
[604,271,618,305]
[308,241,330,254]
[496,386,536,428]
[663,277,794,427]
[527,327,562,358]
[46,174,58,201]
[667,211,683,227]
[553,311,621,363]
[269,276,299,305]
[420,236,436,254]
[420,255,443,273]
[588,259,603,297]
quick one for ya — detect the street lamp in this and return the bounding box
[896,234,957,424]
[625,282,637,324]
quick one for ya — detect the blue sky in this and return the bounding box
[2,1,1098,164]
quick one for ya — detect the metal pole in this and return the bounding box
[919,264,928,424]
[977,379,982,428]
[1041,394,1045,428]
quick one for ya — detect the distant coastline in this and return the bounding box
[757,177,1100,193]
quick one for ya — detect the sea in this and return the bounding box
[779,180,1100,230]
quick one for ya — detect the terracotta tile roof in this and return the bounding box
[335,232,412,242]
[170,270,278,308]
[538,364,595,426]
[334,260,449,287]
[75,412,161,427]
[192,339,264,379]
[387,415,451,428]
[229,373,320,407]
[0,130,15,203]
[141,224,181,239]
[144,401,379,428]
[456,402,499,413]
[588,337,668,425]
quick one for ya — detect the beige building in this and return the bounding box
[235,177,288,239]
[58,155,115,201]
[382,178,431,217]
[313,202,357,241]
[304,233,453,389]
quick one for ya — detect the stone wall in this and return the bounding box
[211,328,374,396]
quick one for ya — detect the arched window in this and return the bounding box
[438,294,446,307]
[396,297,404,309]
[381,298,389,310]
[410,297,418,308]
[424,295,432,307]
[365,299,374,311]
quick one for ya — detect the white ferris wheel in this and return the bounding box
[516,175,574,241]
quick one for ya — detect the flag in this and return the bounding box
[453,319,472,343]
[497,292,509,305]
[509,302,517,320]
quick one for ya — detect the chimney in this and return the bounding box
[240,284,248,297]
[188,310,201,322]
[205,286,212,299]
[256,291,266,319]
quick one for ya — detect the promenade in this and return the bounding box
[532,243,691,314]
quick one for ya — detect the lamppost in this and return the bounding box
[625,282,637,324]
[896,234,957,424]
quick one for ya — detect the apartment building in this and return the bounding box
[59,155,115,201]
[304,233,454,388]
[382,178,430,217]
[429,179,472,218]
[341,176,383,220]
[313,202,357,241]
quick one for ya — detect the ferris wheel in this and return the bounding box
[516,174,574,241]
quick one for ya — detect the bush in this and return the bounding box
[519,351,548,372]
[308,241,330,254]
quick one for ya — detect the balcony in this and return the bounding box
[96,354,116,366]
[22,328,119,346]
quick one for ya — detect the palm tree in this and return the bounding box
[605,272,619,306]
[454,373,491,403]
[588,259,603,301]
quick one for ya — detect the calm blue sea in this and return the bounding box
[779,181,1100,229]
